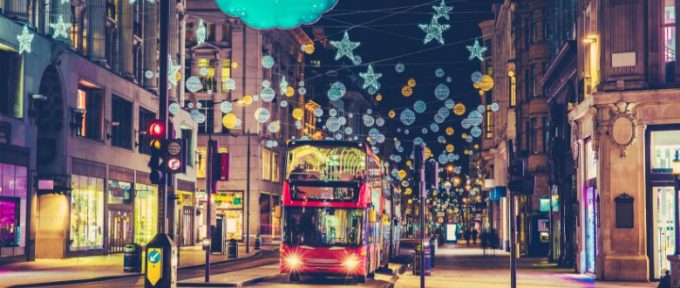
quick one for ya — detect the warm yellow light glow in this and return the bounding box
[342,255,361,271]
[583,34,598,44]
[407,78,416,87]
[285,254,302,271]
[673,151,680,175]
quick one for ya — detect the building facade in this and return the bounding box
[569,0,680,281]
[0,0,198,262]
[185,0,312,247]
[479,0,517,252]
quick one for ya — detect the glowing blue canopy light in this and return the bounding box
[215,0,338,30]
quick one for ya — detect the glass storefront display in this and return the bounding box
[0,163,27,257]
[108,180,132,205]
[648,129,680,279]
[215,191,243,240]
[134,183,158,245]
[272,196,281,238]
[70,175,105,251]
[259,194,271,235]
[177,190,194,246]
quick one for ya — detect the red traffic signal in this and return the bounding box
[148,120,164,138]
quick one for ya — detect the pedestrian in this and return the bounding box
[472,229,479,245]
[658,270,671,288]
[463,230,471,245]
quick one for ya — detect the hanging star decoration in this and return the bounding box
[419,16,450,45]
[466,39,488,61]
[330,31,361,65]
[196,19,207,45]
[168,56,181,87]
[432,0,453,20]
[360,64,382,91]
[16,25,34,55]
[50,16,72,39]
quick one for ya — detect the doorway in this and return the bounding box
[107,206,133,253]
[584,184,597,274]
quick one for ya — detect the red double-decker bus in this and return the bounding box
[280,140,391,283]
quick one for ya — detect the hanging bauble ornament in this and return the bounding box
[444,99,455,109]
[285,86,295,97]
[298,87,307,95]
[268,121,281,133]
[471,71,483,83]
[363,115,375,127]
[222,113,238,129]
[430,123,440,132]
[400,109,416,126]
[292,108,304,120]
[280,100,288,108]
[254,108,271,123]
[313,108,323,117]
[414,100,427,113]
[261,55,275,69]
[453,103,466,116]
[491,102,500,112]
[471,126,482,138]
[327,81,347,101]
[446,127,454,136]
[395,63,405,73]
[401,85,414,97]
[446,144,455,153]
[260,87,275,102]
[375,117,385,127]
[435,68,445,78]
[326,116,341,132]
[434,84,450,100]
[388,110,396,118]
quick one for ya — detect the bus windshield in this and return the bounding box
[289,181,359,202]
[287,145,366,182]
[284,207,363,247]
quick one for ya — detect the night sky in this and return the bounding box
[302,0,497,170]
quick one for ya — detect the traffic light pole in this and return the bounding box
[158,0,170,235]
[510,190,516,288]
[414,144,425,288]
[205,139,216,282]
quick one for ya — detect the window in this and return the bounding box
[543,117,550,153]
[543,8,552,41]
[196,59,215,91]
[190,100,213,134]
[0,197,20,248]
[0,163,28,254]
[0,49,22,118]
[509,72,517,107]
[138,107,156,155]
[262,149,272,181]
[196,146,207,178]
[284,207,363,246]
[134,182,157,244]
[531,118,539,154]
[181,129,193,166]
[111,95,133,149]
[485,106,493,140]
[528,65,536,98]
[664,0,676,82]
[272,152,280,182]
[207,23,216,41]
[221,62,231,92]
[76,84,104,140]
[221,23,231,43]
[259,194,272,235]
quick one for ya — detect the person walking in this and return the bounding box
[463,230,471,245]
[472,229,479,245]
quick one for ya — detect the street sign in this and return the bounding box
[167,141,181,156]
[147,248,163,286]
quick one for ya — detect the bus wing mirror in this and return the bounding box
[368,208,377,223]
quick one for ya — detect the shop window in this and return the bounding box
[76,84,104,141]
[0,197,19,248]
[651,130,680,170]
[214,191,243,240]
[108,180,132,205]
[509,72,517,107]
[221,63,231,92]
[111,95,133,149]
[262,149,272,181]
[0,49,23,118]
[134,183,158,244]
[70,174,104,251]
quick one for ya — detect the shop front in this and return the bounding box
[0,146,29,263]
[134,172,158,246]
[215,191,243,241]
[177,180,196,247]
[106,167,134,253]
[70,174,105,254]
[646,126,680,280]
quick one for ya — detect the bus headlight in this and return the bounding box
[285,254,302,270]
[342,254,361,271]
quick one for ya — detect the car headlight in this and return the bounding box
[285,254,302,270]
[342,254,361,271]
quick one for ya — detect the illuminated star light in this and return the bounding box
[432,0,453,20]
[360,64,382,91]
[50,15,72,39]
[16,25,34,55]
[168,55,181,87]
[330,31,361,65]
[419,16,450,45]
[196,19,207,45]
[466,39,488,61]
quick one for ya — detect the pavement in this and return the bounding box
[0,244,276,288]
[393,244,657,288]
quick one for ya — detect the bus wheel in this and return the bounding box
[289,273,300,282]
[355,275,367,283]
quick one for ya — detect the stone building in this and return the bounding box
[540,0,578,267]
[478,0,517,252]
[0,0,197,262]
[185,0,312,247]
[511,0,551,257]
[569,0,680,281]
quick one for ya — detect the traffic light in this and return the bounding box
[212,152,230,183]
[148,120,165,184]
[165,139,186,174]
[507,160,534,194]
